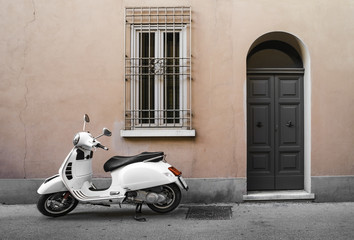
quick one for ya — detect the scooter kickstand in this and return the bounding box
[134,203,146,222]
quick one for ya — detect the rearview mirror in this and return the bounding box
[103,128,112,137]
[84,114,90,123]
[83,114,90,131]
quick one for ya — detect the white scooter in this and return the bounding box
[37,114,188,220]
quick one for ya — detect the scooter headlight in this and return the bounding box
[73,133,80,146]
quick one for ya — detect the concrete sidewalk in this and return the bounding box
[0,202,353,240]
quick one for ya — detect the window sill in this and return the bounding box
[121,129,196,138]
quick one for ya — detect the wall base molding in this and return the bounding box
[0,176,353,204]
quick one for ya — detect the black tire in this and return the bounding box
[147,183,181,213]
[37,192,78,217]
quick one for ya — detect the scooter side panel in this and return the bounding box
[111,161,177,191]
[37,175,68,194]
[60,148,93,190]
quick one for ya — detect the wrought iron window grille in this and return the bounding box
[124,7,192,130]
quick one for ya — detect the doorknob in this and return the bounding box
[256,122,263,128]
[286,120,294,127]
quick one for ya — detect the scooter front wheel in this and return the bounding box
[37,191,78,217]
[147,183,181,213]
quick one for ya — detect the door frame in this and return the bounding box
[246,68,307,191]
[245,31,312,194]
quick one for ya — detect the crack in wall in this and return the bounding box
[19,82,29,179]
[18,0,36,179]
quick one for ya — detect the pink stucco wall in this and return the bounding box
[1,0,354,180]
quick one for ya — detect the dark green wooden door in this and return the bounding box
[247,72,304,190]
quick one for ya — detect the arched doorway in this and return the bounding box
[247,36,305,191]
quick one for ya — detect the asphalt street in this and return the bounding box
[0,202,353,240]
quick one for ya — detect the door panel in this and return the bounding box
[275,75,304,190]
[247,75,275,190]
[247,73,304,190]
[279,152,300,171]
[250,152,270,170]
[279,105,299,145]
[251,105,270,145]
[249,80,270,98]
[279,79,300,98]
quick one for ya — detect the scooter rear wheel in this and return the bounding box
[37,191,78,217]
[147,183,181,213]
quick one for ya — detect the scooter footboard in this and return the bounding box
[37,174,68,195]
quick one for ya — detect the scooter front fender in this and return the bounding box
[37,174,68,195]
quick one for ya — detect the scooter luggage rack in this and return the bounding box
[143,154,166,163]
[140,151,165,161]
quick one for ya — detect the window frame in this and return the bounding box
[122,7,194,137]
[130,25,188,128]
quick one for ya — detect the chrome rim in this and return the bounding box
[152,185,175,209]
[44,192,75,215]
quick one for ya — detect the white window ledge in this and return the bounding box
[121,129,196,138]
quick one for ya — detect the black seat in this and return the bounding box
[103,152,164,172]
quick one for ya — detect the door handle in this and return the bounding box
[286,120,294,127]
[256,122,263,128]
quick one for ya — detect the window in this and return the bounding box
[122,7,194,137]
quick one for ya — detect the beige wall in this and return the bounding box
[1,0,354,180]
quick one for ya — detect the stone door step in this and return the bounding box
[243,190,315,201]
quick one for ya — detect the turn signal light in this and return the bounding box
[168,166,182,176]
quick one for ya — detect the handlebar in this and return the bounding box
[96,143,109,151]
